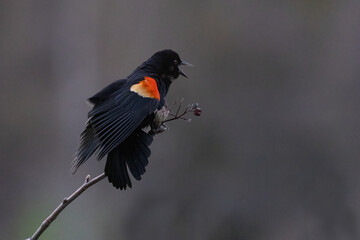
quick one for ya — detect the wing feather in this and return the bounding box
[91,89,159,160]
[74,76,161,172]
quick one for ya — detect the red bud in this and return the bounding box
[193,107,202,116]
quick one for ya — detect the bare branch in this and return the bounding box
[26,173,106,240]
[26,100,201,240]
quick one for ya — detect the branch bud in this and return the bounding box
[193,107,202,116]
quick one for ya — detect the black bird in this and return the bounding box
[72,49,192,190]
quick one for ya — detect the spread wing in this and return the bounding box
[73,76,160,171]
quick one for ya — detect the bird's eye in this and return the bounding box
[173,60,178,65]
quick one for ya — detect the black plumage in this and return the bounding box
[73,49,191,190]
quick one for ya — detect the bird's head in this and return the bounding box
[148,49,193,80]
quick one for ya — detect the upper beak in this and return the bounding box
[180,61,194,67]
[178,60,193,78]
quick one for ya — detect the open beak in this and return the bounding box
[178,61,194,78]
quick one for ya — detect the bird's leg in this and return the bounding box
[149,106,170,136]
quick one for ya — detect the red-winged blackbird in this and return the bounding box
[72,49,192,190]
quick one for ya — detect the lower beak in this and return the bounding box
[178,68,188,78]
[178,60,193,78]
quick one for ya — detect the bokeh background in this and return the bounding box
[1,1,360,239]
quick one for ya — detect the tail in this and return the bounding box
[72,121,100,173]
[105,130,153,190]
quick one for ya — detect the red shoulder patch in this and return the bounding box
[130,76,160,100]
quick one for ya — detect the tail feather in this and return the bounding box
[134,139,150,166]
[126,151,142,181]
[105,130,153,190]
[128,146,145,179]
[105,148,132,189]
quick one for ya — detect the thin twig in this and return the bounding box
[26,173,106,240]
[163,105,191,123]
[175,98,184,116]
[168,97,179,112]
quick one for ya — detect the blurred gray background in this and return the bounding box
[1,1,360,239]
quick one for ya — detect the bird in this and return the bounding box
[72,49,192,190]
